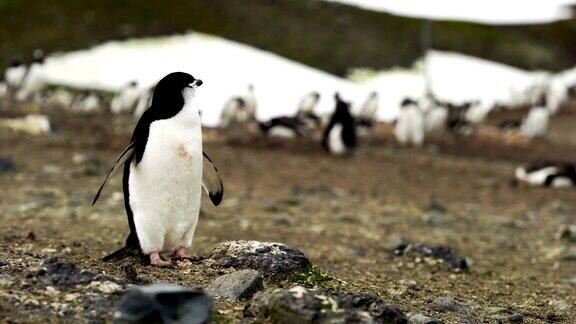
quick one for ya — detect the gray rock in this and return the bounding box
[432,297,471,315]
[555,224,576,243]
[407,313,440,324]
[208,240,310,277]
[0,156,15,172]
[387,239,468,270]
[246,286,407,323]
[338,292,407,323]
[386,238,412,254]
[204,269,263,300]
[422,211,445,225]
[486,307,523,323]
[36,257,123,288]
[114,284,211,324]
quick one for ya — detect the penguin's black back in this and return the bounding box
[322,95,357,151]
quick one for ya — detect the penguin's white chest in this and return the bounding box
[128,117,203,254]
[425,107,448,131]
[269,125,297,138]
[328,124,346,155]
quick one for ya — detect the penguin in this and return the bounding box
[297,91,321,115]
[4,56,27,94]
[220,97,249,127]
[220,84,257,127]
[46,88,75,109]
[355,91,379,136]
[520,95,550,138]
[71,91,101,113]
[395,98,425,147]
[322,93,357,155]
[244,84,257,122]
[111,81,141,114]
[92,72,223,267]
[464,100,490,125]
[259,116,313,139]
[513,160,576,188]
[296,91,322,131]
[17,49,46,102]
[423,94,448,133]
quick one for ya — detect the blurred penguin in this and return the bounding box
[220,97,250,127]
[545,80,566,114]
[520,95,550,138]
[71,90,101,113]
[355,91,379,136]
[422,92,447,133]
[4,56,27,95]
[513,160,576,188]
[220,85,258,128]
[244,84,257,121]
[259,116,313,139]
[464,100,490,125]
[133,87,154,118]
[297,91,321,115]
[46,88,75,109]
[395,98,425,147]
[17,49,46,102]
[111,81,140,114]
[296,91,322,132]
[322,93,357,155]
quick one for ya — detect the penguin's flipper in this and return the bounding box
[202,150,224,206]
[92,142,135,206]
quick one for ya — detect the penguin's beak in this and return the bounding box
[194,79,203,87]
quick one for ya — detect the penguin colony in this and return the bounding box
[3,51,576,194]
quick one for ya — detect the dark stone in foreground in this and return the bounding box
[114,284,211,324]
[0,156,15,172]
[39,257,121,287]
[246,286,407,323]
[386,239,468,270]
[205,269,263,300]
[208,240,311,277]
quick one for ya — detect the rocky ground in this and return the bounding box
[1,106,576,323]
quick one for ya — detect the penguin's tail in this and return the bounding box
[102,246,134,262]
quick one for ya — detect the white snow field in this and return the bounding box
[41,31,576,124]
[41,32,367,127]
[355,50,572,121]
[320,0,576,25]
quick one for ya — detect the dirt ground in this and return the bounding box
[1,106,575,323]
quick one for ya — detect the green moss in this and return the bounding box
[264,265,334,289]
[211,312,233,324]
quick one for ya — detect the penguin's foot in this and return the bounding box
[171,246,191,260]
[150,251,172,267]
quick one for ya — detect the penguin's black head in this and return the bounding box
[9,56,22,67]
[33,49,45,64]
[401,98,418,108]
[333,92,353,121]
[150,72,203,115]
[536,93,547,107]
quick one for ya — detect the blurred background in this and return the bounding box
[1,0,576,322]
